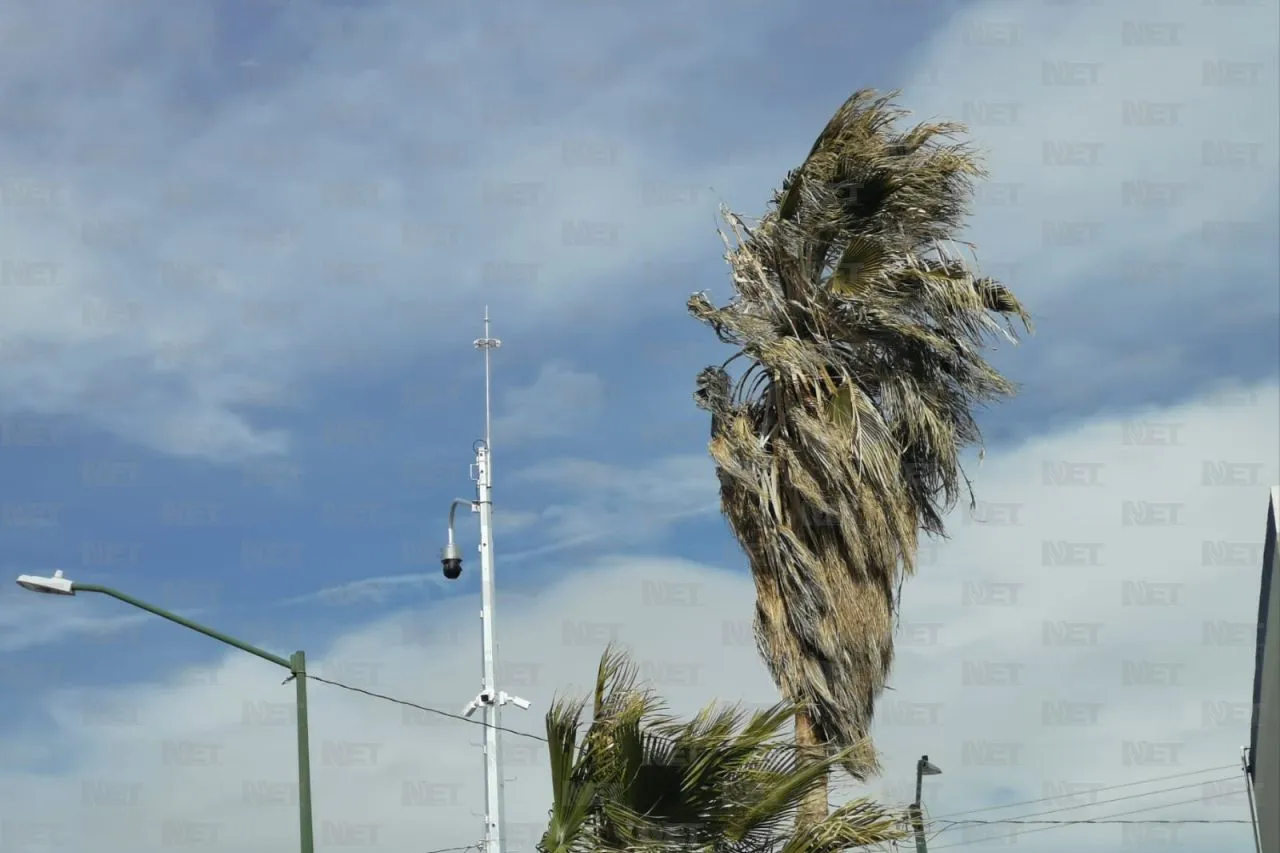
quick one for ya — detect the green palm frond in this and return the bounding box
[541,697,597,853]
[539,648,906,852]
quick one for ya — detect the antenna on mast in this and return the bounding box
[475,305,500,451]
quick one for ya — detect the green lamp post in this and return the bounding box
[15,570,314,853]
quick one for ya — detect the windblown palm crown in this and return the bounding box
[538,648,905,853]
[689,89,1032,770]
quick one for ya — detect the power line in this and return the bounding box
[304,674,550,743]
[925,763,1237,821]
[303,675,1254,844]
[927,788,1249,850]
[927,773,1240,834]
[942,814,1249,819]
[305,673,831,752]
[902,807,1244,850]
[913,772,1241,846]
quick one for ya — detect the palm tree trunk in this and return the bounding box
[794,707,829,830]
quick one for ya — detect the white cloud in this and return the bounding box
[0,604,148,653]
[893,0,1279,395]
[494,509,541,535]
[1,381,1274,852]
[6,0,1273,460]
[282,572,449,608]
[0,0,781,459]
[291,453,718,608]
[491,362,605,445]
[0,570,156,652]
[0,567,229,653]
[509,454,720,548]
[904,0,1279,268]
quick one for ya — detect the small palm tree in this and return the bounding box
[539,647,906,853]
[689,88,1031,827]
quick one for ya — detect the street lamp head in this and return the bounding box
[919,755,942,776]
[441,543,463,580]
[15,570,75,596]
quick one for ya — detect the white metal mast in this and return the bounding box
[460,308,528,853]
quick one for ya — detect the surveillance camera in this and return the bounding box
[510,696,531,711]
[441,543,463,580]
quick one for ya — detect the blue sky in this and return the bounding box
[1,0,1278,851]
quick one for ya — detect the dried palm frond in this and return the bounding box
[690,89,1031,796]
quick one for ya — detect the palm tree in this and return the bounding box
[688,89,1032,827]
[539,647,906,853]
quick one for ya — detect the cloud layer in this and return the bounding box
[4,0,1274,461]
[2,380,1274,852]
[0,0,785,458]
[895,0,1279,425]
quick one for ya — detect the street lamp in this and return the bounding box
[14,570,315,853]
[911,754,942,853]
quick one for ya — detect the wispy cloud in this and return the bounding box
[0,598,150,653]
[282,572,450,608]
[511,453,719,546]
[495,508,542,534]
[492,362,604,445]
[289,452,719,605]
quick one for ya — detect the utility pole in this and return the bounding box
[1244,746,1263,853]
[911,755,942,853]
[450,309,530,853]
